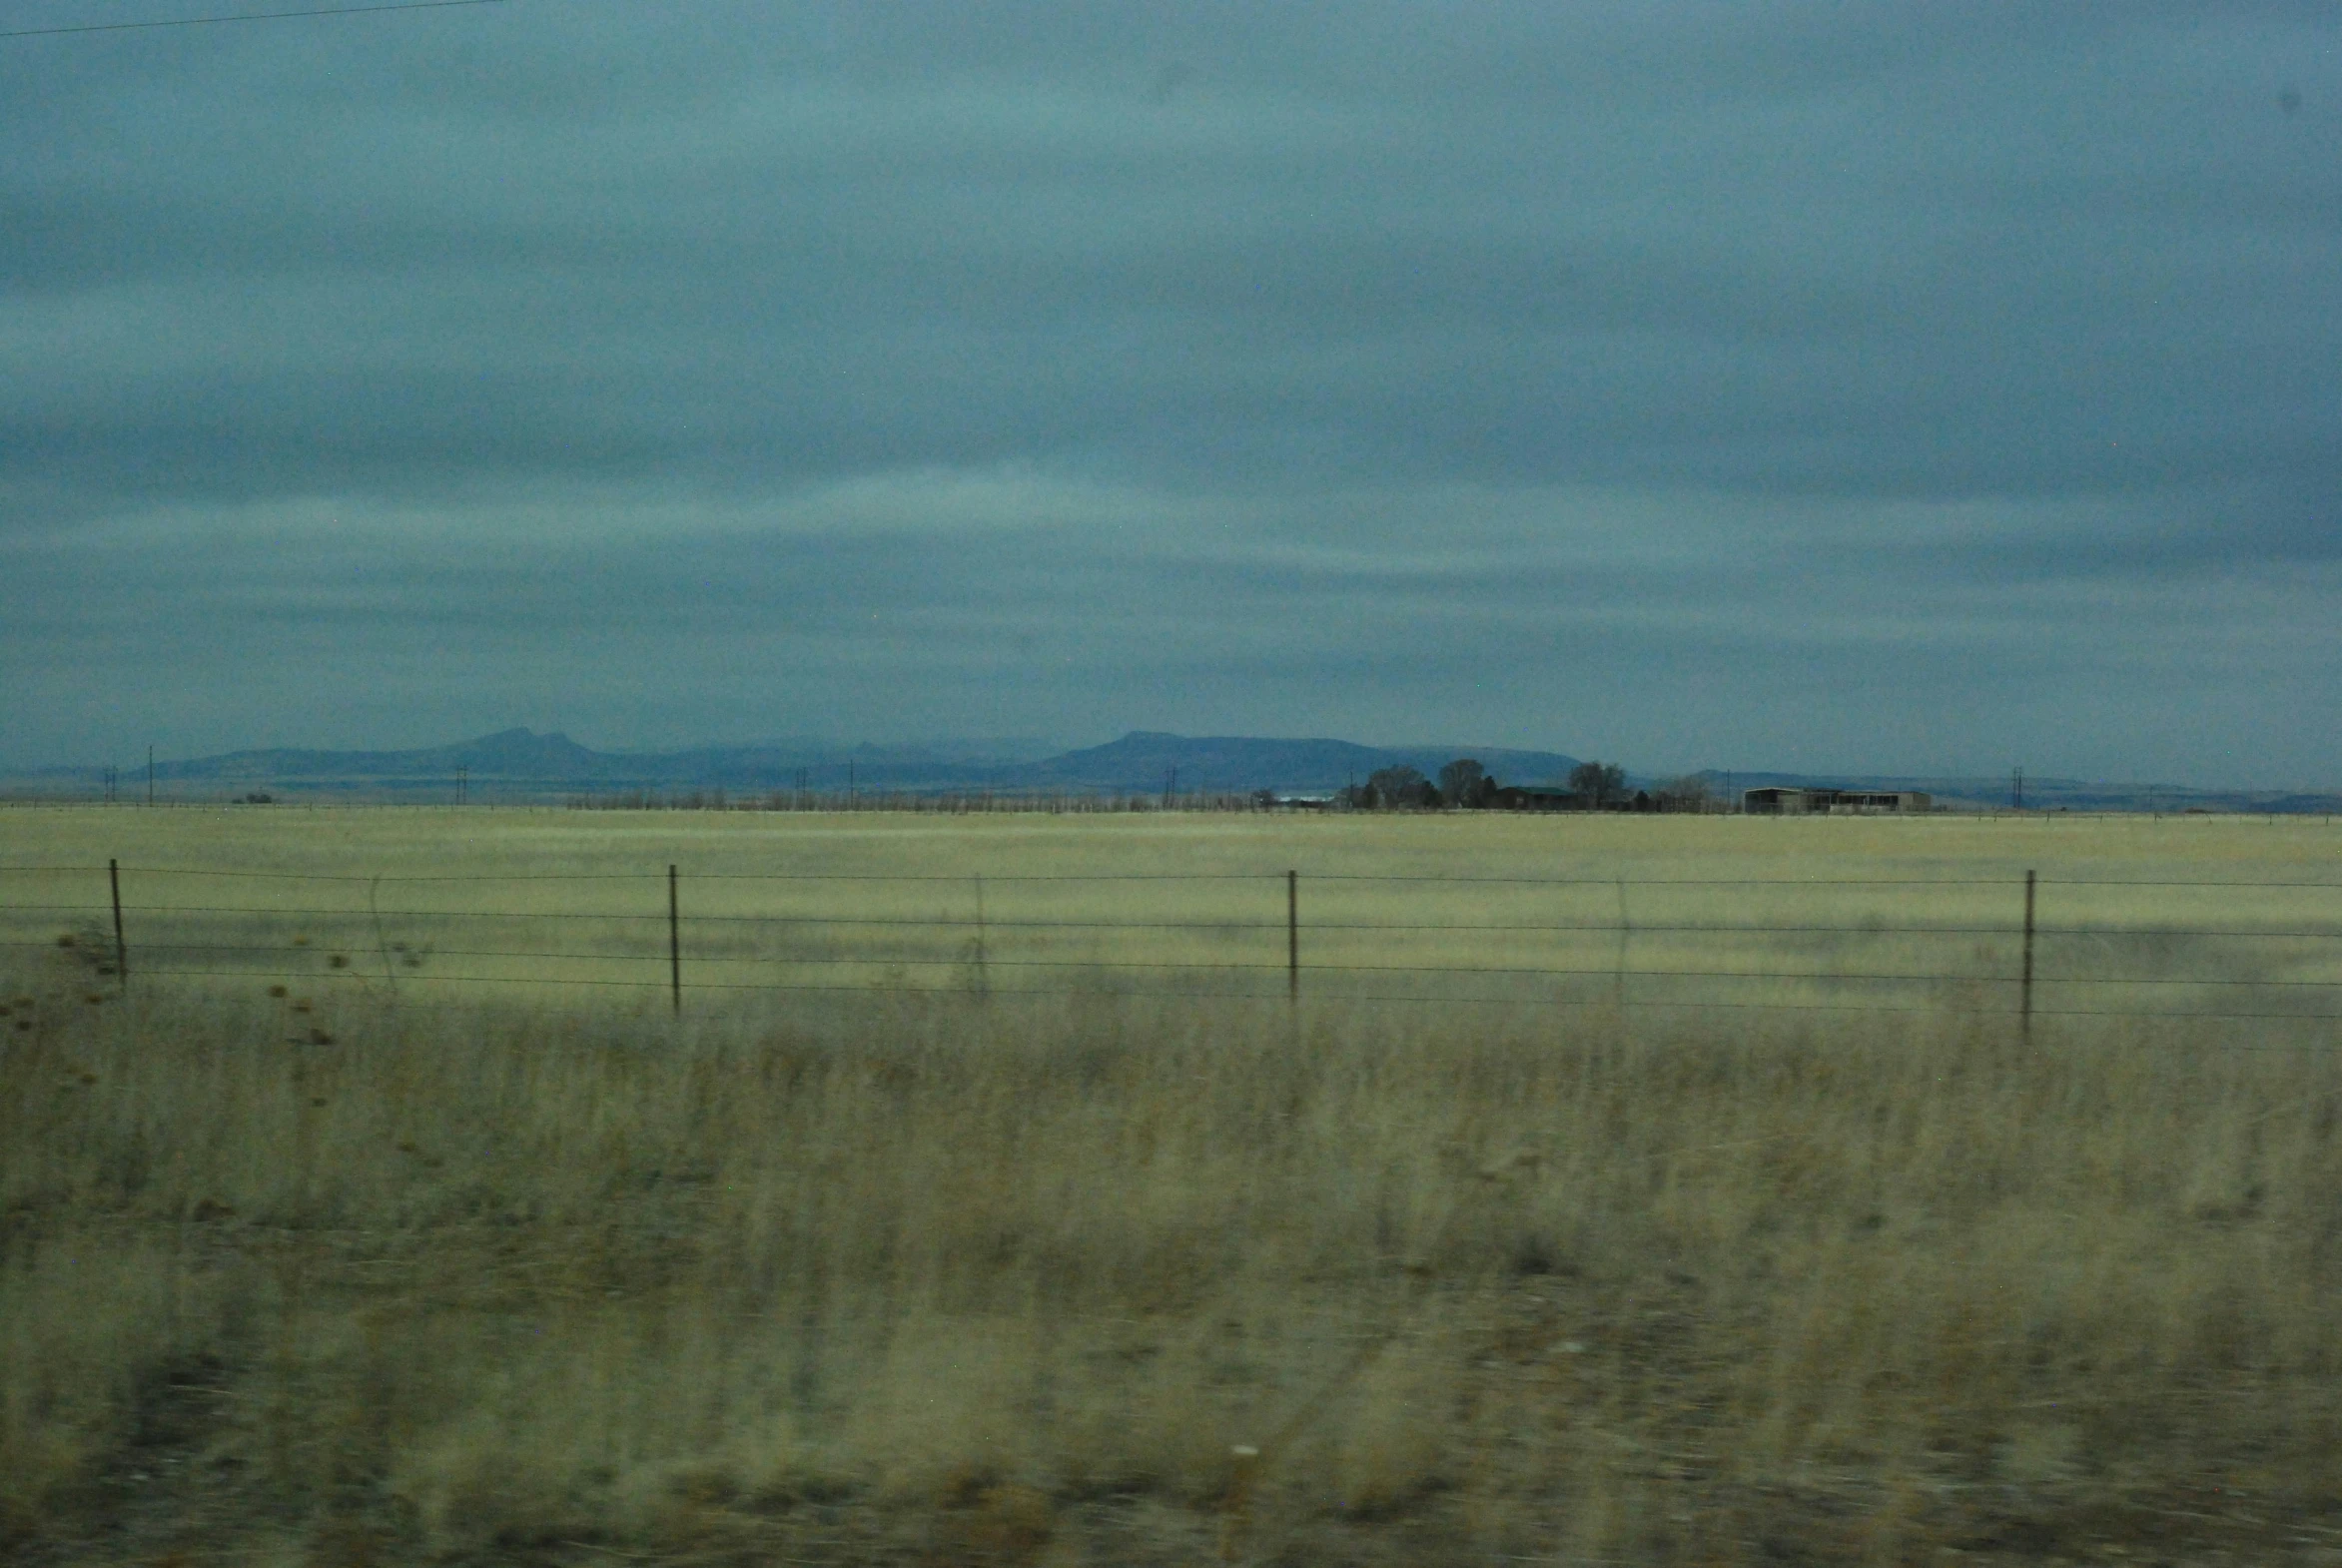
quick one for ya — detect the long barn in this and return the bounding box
[1742,787,1932,815]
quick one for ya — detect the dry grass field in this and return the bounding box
[5,805,2342,1565]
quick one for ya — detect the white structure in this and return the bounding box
[1742,787,1931,815]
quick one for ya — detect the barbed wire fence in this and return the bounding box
[4,861,2340,1038]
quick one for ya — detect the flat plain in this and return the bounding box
[5,805,2342,1565]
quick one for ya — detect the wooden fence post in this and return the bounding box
[109,859,127,991]
[2020,869,2036,1039]
[669,864,682,1015]
[1287,870,1298,1003]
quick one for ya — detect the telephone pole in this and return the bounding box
[146,745,155,807]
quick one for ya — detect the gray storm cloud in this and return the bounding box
[3,1,2336,785]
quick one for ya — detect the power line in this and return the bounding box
[0,0,505,41]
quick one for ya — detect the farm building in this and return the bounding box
[1743,787,1815,814]
[1742,787,1932,815]
[1833,790,1932,813]
[1252,791,1335,809]
[1490,785,1585,812]
[1486,786,1668,813]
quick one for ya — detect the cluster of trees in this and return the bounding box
[1335,758,1497,810]
[1566,760,1628,807]
[1333,758,1715,812]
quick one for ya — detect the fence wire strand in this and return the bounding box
[61,968,2342,1026]
[8,862,2339,890]
[5,860,2337,1030]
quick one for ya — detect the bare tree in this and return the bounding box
[1437,757,1490,808]
[1657,774,1713,813]
[1567,760,1627,810]
[1366,765,1434,809]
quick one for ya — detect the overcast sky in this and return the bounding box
[3,1,2336,785]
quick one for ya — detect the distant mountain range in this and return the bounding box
[1701,769,2342,816]
[1022,732,1585,794]
[13,728,1580,799]
[8,729,2336,813]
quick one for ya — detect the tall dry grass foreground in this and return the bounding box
[6,966,2342,1565]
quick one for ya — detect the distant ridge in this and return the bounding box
[129,729,1016,792]
[1679,769,2342,815]
[1018,732,1583,792]
[148,728,609,782]
[9,731,2333,812]
[23,728,1583,797]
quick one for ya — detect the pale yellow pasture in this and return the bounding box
[3,805,2338,1031]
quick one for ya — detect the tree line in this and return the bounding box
[1320,759,1715,812]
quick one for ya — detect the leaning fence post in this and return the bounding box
[2020,868,2036,1039]
[669,864,682,1015]
[1286,870,1299,1003]
[109,859,128,991]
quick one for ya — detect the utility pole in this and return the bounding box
[147,745,155,807]
[2012,767,2024,812]
[456,765,467,807]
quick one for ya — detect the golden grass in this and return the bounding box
[6,805,2338,1019]
[3,807,2341,1564]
